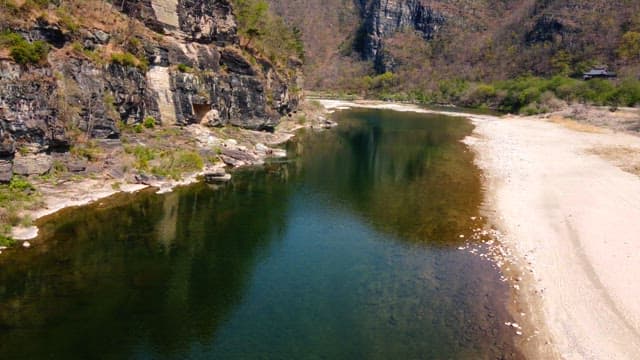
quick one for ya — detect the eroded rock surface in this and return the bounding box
[0,0,301,181]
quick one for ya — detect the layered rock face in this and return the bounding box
[357,0,445,72]
[0,0,301,181]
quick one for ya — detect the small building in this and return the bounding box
[583,66,617,80]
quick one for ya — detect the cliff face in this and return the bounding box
[357,0,445,72]
[0,0,301,181]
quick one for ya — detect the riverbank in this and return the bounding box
[4,102,334,244]
[320,99,640,359]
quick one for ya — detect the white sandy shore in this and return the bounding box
[320,99,640,359]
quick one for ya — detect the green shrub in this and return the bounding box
[111,52,149,72]
[125,145,157,171]
[133,123,144,133]
[70,142,102,161]
[55,6,79,33]
[151,150,204,179]
[111,52,138,67]
[0,31,49,65]
[177,63,193,73]
[143,116,156,128]
[9,177,35,192]
[0,234,15,247]
[231,0,305,66]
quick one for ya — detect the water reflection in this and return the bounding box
[290,109,482,243]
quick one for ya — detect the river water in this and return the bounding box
[0,109,522,359]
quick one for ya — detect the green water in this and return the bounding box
[0,109,522,359]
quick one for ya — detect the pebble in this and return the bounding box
[22,241,31,248]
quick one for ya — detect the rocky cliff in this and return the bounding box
[0,0,301,182]
[356,0,445,73]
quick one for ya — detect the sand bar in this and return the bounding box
[320,99,640,359]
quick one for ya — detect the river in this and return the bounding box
[0,108,522,359]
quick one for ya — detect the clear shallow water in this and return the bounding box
[0,109,522,359]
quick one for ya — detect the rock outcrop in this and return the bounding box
[0,0,301,182]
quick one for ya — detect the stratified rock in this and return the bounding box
[13,154,52,176]
[220,48,255,75]
[0,160,12,183]
[221,148,257,162]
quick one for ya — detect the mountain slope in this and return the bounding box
[267,0,640,89]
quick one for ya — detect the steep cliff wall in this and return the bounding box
[356,0,445,72]
[0,0,301,181]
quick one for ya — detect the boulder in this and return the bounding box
[255,143,270,153]
[203,109,222,127]
[67,160,87,173]
[93,29,111,44]
[12,154,52,176]
[203,168,231,183]
[219,155,244,167]
[0,160,12,183]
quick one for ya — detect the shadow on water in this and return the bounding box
[0,109,523,359]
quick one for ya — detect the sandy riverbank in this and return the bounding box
[320,100,640,359]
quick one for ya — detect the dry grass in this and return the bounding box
[588,145,640,176]
[548,115,607,134]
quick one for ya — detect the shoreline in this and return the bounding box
[8,121,313,243]
[320,99,640,359]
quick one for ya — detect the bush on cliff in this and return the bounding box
[0,31,49,65]
[110,52,149,72]
[231,0,305,65]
